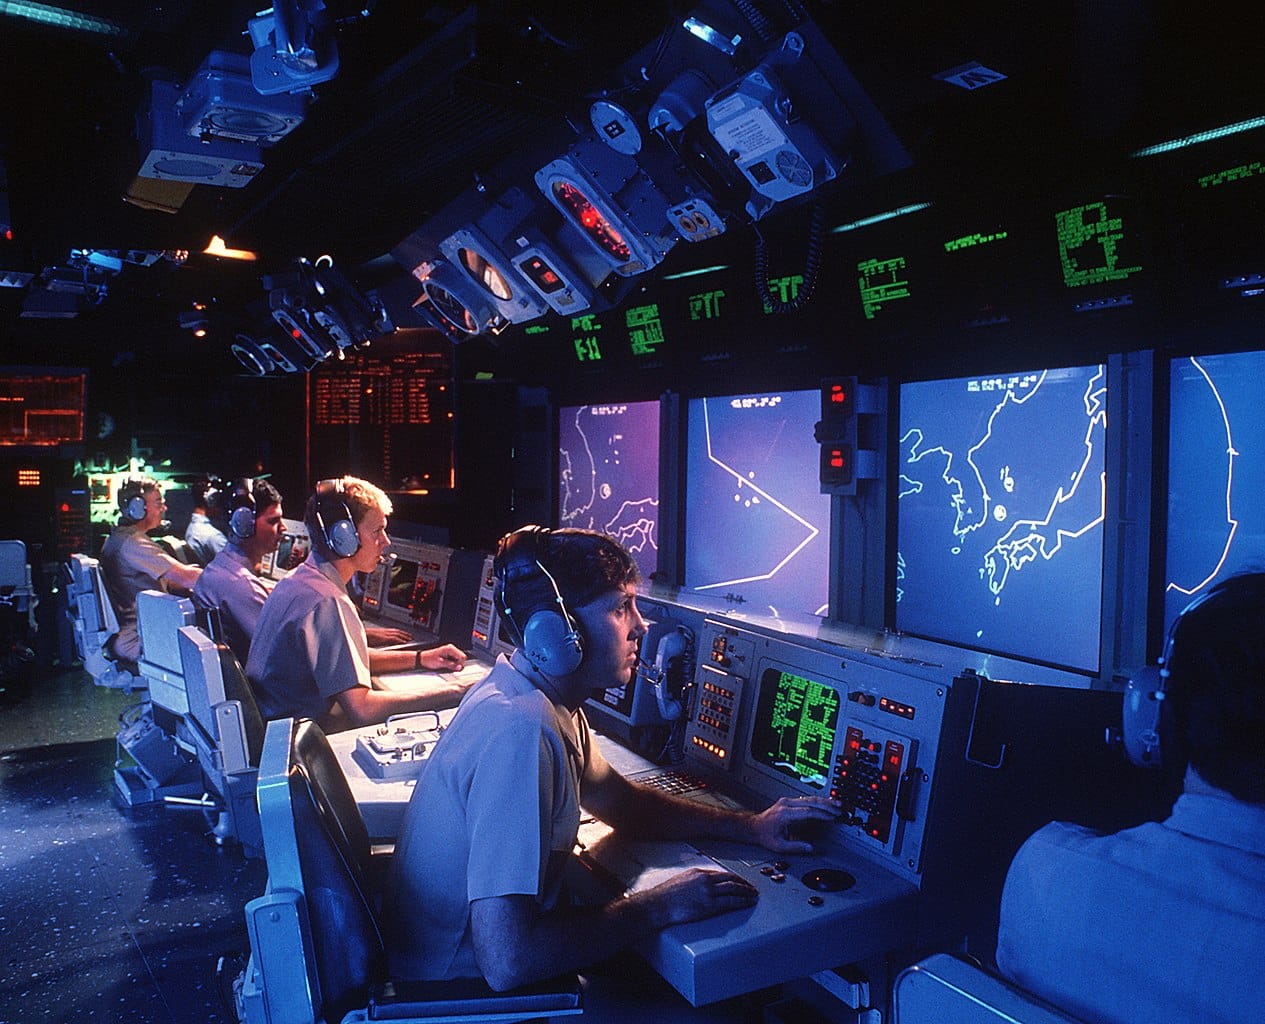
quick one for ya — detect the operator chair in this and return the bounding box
[177,624,267,857]
[66,553,142,691]
[239,716,584,1024]
[893,953,1086,1024]
[112,590,207,806]
[0,538,37,633]
[0,540,36,687]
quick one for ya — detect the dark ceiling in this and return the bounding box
[1,1,1262,358]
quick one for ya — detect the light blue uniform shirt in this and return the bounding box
[184,512,227,566]
[191,542,273,664]
[245,554,371,722]
[997,776,1265,1024]
[384,655,605,981]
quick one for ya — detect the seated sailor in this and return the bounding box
[192,477,285,664]
[100,477,202,662]
[383,525,840,992]
[184,474,228,566]
[245,475,470,732]
[997,573,1265,1024]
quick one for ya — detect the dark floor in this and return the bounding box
[0,663,266,1024]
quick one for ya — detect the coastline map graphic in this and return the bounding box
[557,402,660,581]
[896,365,1107,671]
[1165,351,1265,629]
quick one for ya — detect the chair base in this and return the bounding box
[112,763,204,808]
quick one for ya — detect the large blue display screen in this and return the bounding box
[684,389,830,619]
[1165,351,1265,629]
[557,401,660,581]
[897,365,1107,672]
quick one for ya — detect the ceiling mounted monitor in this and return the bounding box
[535,140,679,277]
[437,225,548,324]
[137,80,265,187]
[413,260,503,337]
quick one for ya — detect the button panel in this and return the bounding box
[832,725,911,847]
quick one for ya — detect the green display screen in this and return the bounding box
[1055,200,1142,288]
[749,668,840,788]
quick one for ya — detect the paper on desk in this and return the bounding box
[576,818,727,896]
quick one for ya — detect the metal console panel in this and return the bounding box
[638,842,916,1006]
[361,538,484,647]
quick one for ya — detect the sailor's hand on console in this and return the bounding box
[642,867,759,926]
[750,796,843,854]
[419,643,467,671]
[366,625,414,646]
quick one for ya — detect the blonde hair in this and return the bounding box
[340,476,393,522]
[304,475,394,559]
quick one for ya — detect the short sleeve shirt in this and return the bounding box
[184,513,227,566]
[100,522,186,640]
[996,785,1265,1024]
[191,542,274,663]
[384,656,610,980]
[244,554,371,722]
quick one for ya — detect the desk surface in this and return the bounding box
[328,660,484,839]
[330,667,918,1007]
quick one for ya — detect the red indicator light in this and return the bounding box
[61,503,70,513]
[553,181,631,261]
[291,328,302,339]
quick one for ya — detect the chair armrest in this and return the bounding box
[213,700,251,773]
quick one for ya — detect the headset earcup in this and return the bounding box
[229,504,256,539]
[326,516,361,558]
[522,610,583,675]
[126,494,146,521]
[1122,665,1165,768]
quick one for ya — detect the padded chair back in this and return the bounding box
[894,954,1086,1024]
[70,553,119,638]
[137,590,194,674]
[291,741,385,1021]
[0,540,27,590]
[136,590,197,716]
[292,718,373,885]
[217,642,266,766]
[178,624,265,765]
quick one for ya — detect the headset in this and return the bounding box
[200,475,223,511]
[118,478,149,522]
[494,526,584,675]
[226,479,257,540]
[313,478,361,558]
[1123,580,1235,769]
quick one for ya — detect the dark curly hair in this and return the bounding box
[493,526,640,641]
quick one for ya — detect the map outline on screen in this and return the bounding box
[1165,350,1265,630]
[557,400,660,581]
[896,364,1108,673]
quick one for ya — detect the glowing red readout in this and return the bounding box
[552,181,631,261]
